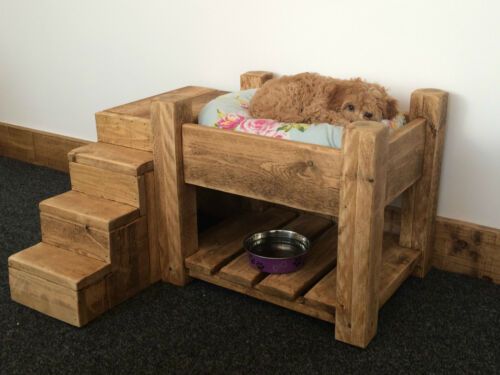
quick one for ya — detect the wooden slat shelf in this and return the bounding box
[185,209,420,323]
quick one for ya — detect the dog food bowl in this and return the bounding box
[243,230,311,274]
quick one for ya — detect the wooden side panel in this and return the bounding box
[96,112,152,151]
[145,171,161,283]
[385,118,425,204]
[400,89,448,277]
[240,71,274,90]
[183,124,342,216]
[335,122,389,348]
[151,99,198,286]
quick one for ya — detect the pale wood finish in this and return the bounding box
[0,121,88,172]
[335,122,389,348]
[400,89,448,277]
[218,214,333,287]
[8,243,111,291]
[145,171,161,283]
[385,118,425,204]
[9,268,109,327]
[240,71,274,90]
[70,162,146,213]
[39,190,139,231]
[151,99,198,286]
[68,142,153,176]
[182,123,342,216]
[186,208,296,276]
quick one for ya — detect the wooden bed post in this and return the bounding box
[240,71,274,90]
[335,122,389,348]
[151,98,198,286]
[399,89,448,277]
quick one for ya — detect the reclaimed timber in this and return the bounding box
[151,98,198,286]
[304,234,421,312]
[39,190,139,231]
[185,208,296,276]
[400,89,448,277]
[182,123,342,216]
[0,121,89,172]
[8,243,110,290]
[189,269,334,323]
[256,226,339,300]
[385,118,425,204]
[240,71,274,90]
[68,142,153,176]
[335,122,389,348]
[69,162,146,213]
[145,171,161,283]
[218,214,333,287]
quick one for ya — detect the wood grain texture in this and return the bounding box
[335,122,389,348]
[0,122,88,171]
[182,123,342,216]
[69,162,146,212]
[68,142,153,176]
[385,118,425,204]
[8,243,111,291]
[240,71,274,90]
[218,214,333,287]
[186,208,296,276]
[399,89,448,277]
[39,190,139,231]
[145,171,161,283]
[151,99,198,286]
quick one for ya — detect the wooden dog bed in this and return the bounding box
[152,71,448,348]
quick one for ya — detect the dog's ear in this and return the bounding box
[326,83,347,111]
[384,97,399,119]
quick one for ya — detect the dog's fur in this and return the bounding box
[249,73,398,126]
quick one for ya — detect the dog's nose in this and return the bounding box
[364,112,373,119]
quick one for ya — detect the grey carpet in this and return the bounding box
[0,156,499,375]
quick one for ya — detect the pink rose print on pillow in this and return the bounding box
[216,112,245,130]
[239,119,289,139]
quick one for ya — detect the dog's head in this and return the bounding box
[328,79,399,122]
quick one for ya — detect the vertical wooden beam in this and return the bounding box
[240,71,274,90]
[400,89,448,277]
[151,99,198,286]
[335,122,389,348]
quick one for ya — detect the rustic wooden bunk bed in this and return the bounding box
[151,72,449,348]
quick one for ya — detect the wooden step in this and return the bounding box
[68,142,153,176]
[8,243,110,326]
[96,86,226,151]
[39,191,147,266]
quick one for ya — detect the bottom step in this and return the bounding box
[8,243,111,326]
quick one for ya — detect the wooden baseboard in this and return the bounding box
[0,121,91,172]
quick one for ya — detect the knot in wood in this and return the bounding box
[307,160,314,167]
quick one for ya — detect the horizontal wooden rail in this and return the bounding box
[182,124,342,216]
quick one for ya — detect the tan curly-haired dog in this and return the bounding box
[249,72,398,126]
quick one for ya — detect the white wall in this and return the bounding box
[1,0,499,228]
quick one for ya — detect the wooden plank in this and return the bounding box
[185,208,296,276]
[69,162,146,212]
[39,190,139,231]
[304,234,421,312]
[68,142,154,176]
[8,243,111,291]
[96,112,152,151]
[433,250,500,284]
[218,214,334,287]
[9,268,109,327]
[4,125,35,162]
[256,226,339,300]
[240,71,274,90]
[189,269,334,324]
[400,89,448,277]
[182,124,342,216]
[0,122,9,156]
[151,98,198,286]
[335,122,389,348]
[145,171,161,283]
[385,118,425,204]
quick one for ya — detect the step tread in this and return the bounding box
[68,142,153,176]
[39,191,139,231]
[8,243,111,290]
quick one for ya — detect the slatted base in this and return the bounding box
[185,209,421,323]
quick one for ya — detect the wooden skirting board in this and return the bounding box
[0,121,90,172]
[1,122,498,284]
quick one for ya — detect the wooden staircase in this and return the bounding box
[8,86,225,326]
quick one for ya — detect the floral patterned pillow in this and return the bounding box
[198,89,406,149]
